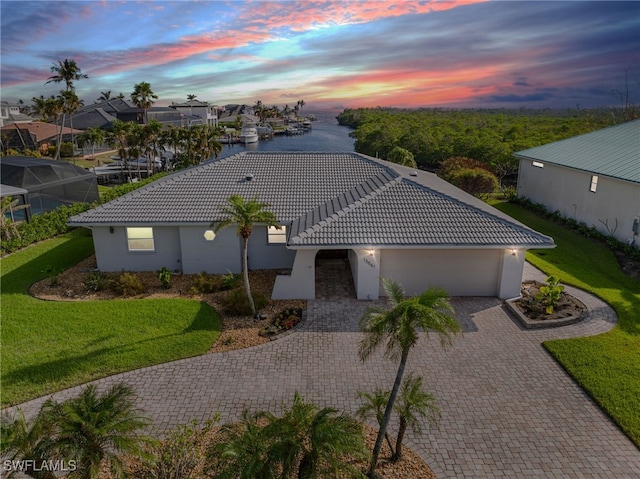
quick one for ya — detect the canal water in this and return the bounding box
[218,110,355,158]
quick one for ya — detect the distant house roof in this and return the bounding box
[170,100,212,108]
[1,122,82,143]
[69,152,553,249]
[515,119,640,183]
[63,98,134,130]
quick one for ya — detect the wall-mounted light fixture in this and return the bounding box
[509,248,517,256]
[203,229,216,241]
[109,226,114,234]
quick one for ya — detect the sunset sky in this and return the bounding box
[1,0,639,111]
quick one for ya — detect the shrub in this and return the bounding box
[189,272,221,295]
[220,289,270,316]
[157,267,171,289]
[110,272,147,297]
[84,271,108,292]
[136,417,218,479]
[220,271,241,291]
[536,275,565,314]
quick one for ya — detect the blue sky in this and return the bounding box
[1,1,639,110]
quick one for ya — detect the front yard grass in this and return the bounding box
[1,228,221,406]
[491,201,640,446]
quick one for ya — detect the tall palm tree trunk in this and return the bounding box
[241,236,256,316]
[55,113,65,160]
[367,350,409,478]
[393,417,408,462]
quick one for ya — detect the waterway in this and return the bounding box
[217,110,354,159]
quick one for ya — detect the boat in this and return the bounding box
[239,125,259,144]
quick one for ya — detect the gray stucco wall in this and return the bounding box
[92,225,182,272]
[518,160,640,245]
[92,224,295,275]
[247,225,296,270]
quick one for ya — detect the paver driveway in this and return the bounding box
[11,262,640,478]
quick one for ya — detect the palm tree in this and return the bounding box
[392,374,440,462]
[131,82,158,124]
[98,91,112,101]
[46,59,88,91]
[213,195,280,317]
[0,408,57,479]
[78,127,105,163]
[209,410,277,479]
[42,383,152,479]
[357,389,395,453]
[359,278,461,477]
[45,59,88,157]
[141,119,163,173]
[210,393,368,479]
[267,392,368,478]
[187,94,197,117]
[60,89,83,158]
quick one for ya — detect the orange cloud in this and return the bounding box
[305,65,502,107]
[240,0,487,32]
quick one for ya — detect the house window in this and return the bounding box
[268,225,287,244]
[126,227,155,251]
[590,175,598,192]
[532,161,544,168]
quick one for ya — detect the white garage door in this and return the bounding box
[379,249,501,297]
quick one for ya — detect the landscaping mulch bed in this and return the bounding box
[111,423,435,479]
[28,255,306,353]
[514,281,587,321]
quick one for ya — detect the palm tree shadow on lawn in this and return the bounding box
[2,302,218,407]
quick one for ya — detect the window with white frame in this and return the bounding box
[590,175,598,192]
[267,225,287,244]
[532,161,544,168]
[126,227,155,251]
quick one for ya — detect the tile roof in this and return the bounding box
[515,119,640,183]
[290,178,552,247]
[69,152,554,249]
[1,122,82,142]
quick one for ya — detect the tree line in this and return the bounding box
[337,107,624,180]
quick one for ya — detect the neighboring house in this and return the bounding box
[0,101,32,127]
[515,119,640,246]
[65,98,134,130]
[116,107,185,126]
[1,122,82,154]
[1,156,99,215]
[69,152,554,300]
[170,99,220,127]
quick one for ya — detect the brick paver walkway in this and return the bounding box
[10,261,640,478]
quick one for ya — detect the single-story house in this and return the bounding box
[515,119,640,246]
[68,152,555,300]
[1,122,83,155]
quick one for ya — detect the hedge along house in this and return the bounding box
[68,152,554,300]
[515,119,640,246]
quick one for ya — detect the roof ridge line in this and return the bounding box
[296,173,401,240]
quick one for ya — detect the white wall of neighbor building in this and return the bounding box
[272,249,318,299]
[518,160,640,245]
[379,249,502,297]
[92,225,182,272]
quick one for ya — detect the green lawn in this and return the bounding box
[491,201,640,446]
[1,229,221,406]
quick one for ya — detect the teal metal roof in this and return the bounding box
[515,119,640,183]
